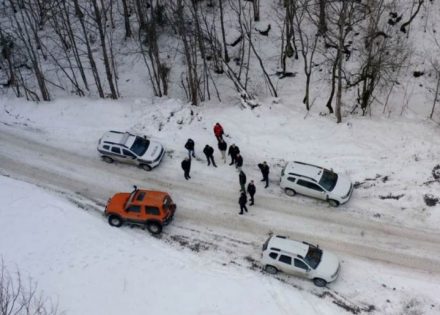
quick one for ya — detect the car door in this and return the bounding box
[110,146,128,163]
[122,149,137,165]
[292,258,311,279]
[277,254,294,274]
[124,205,144,223]
[296,179,327,200]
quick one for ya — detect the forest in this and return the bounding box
[0,0,438,123]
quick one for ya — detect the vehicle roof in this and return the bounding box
[267,235,309,257]
[101,131,137,148]
[284,161,325,182]
[129,189,169,206]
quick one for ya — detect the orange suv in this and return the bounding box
[105,186,176,234]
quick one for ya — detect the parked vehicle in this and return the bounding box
[261,235,340,287]
[280,161,353,206]
[97,131,165,171]
[105,186,176,234]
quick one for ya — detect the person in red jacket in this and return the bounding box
[213,122,224,141]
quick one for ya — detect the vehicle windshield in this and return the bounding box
[319,169,338,191]
[304,245,323,269]
[130,136,150,156]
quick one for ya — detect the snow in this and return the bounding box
[1,1,440,314]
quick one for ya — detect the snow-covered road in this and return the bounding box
[1,126,440,274]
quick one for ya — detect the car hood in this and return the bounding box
[316,251,340,278]
[331,175,352,197]
[141,141,163,161]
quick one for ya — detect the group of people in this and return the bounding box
[180,122,270,215]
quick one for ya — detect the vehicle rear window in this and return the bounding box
[111,147,121,154]
[279,255,292,265]
[103,145,110,150]
[126,205,141,213]
[269,252,278,259]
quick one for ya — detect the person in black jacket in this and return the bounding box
[238,191,248,215]
[181,157,191,180]
[235,153,243,171]
[258,161,270,188]
[239,170,246,192]
[247,180,256,205]
[185,138,195,158]
[218,138,227,163]
[228,144,240,166]
[203,144,217,167]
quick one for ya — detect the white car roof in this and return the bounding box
[101,131,136,148]
[267,236,309,257]
[284,161,324,182]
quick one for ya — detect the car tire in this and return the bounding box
[328,199,340,207]
[140,164,152,171]
[265,265,278,274]
[313,278,327,287]
[102,156,114,164]
[146,221,162,234]
[285,188,296,197]
[108,215,123,227]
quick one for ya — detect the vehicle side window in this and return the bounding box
[269,252,278,260]
[123,149,136,158]
[297,179,323,191]
[287,177,296,183]
[297,179,310,187]
[126,205,141,213]
[145,206,160,215]
[103,145,110,150]
[294,259,309,270]
[279,255,292,265]
[111,147,121,155]
[307,183,323,192]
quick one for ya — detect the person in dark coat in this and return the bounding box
[247,180,256,205]
[239,170,246,192]
[203,144,217,167]
[213,122,224,141]
[238,191,248,215]
[235,153,243,171]
[181,157,191,180]
[228,144,240,165]
[218,138,227,163]
[185,138,195,158]
[258,161,270,188]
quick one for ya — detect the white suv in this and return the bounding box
[280,161,353,207]
[262,235,340,287]
[97,131,165,171]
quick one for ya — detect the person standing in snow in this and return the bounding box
[185,138,195,158]
[213,122,224,141]
[258,161,270,188]
[235,153,243,171]
[218,138,227,163]
[203,144,217,167]
[247,180,256,205]
[181,157,191,180]
[228,144,240,166]
[238,191,248,215]
[239,170,247,192]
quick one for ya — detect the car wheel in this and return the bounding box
[265,265,278,274]
[108,215,123,227]
[140,164,152,171]
[102,156,114,164]
[313,278,327,287]
[146,222,162,234]
[328,199,340,207]
[285,188,296,196]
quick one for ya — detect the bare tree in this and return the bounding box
[121,0,132,39]
[0,260,60,315]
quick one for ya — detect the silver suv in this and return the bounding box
[97,131,165,171]
[280,161,353,206]
[262,235,340,287]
